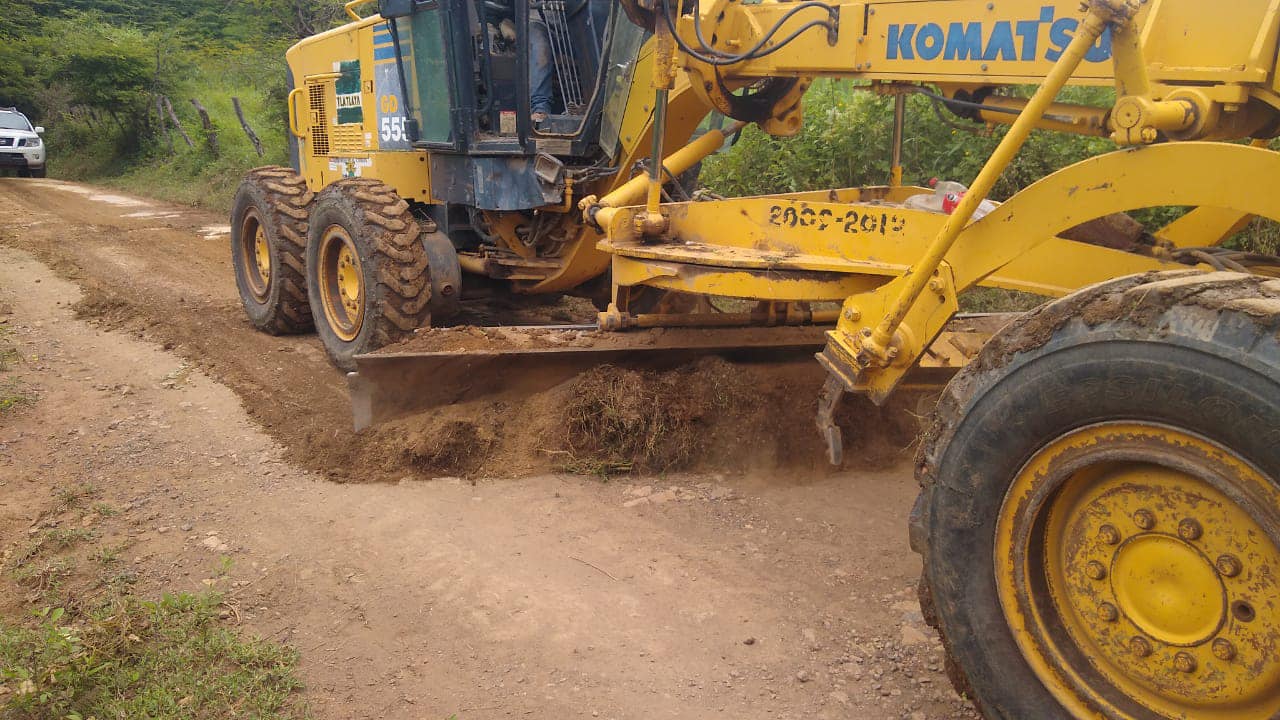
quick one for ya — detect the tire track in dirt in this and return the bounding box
[0,178,369,478]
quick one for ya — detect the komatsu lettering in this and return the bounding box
[886,6,1111,63]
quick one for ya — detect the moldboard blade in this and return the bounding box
[348,325,829,431]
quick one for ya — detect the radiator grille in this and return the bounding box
[307,83,330,157]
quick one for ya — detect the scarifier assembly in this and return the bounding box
[231,0,1280,716]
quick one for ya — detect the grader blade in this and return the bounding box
[347,316,1014,431]
[348,324,827,430]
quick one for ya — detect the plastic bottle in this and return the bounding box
[903,178,998,220]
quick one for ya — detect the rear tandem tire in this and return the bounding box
[305,178,431,371]
[230,166,315,335]
[913,271,1280,719]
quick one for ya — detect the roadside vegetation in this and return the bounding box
[0,484,308,719]
[0,0,337,209]
[700,80,1280,255]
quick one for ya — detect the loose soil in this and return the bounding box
[0,178,979,718]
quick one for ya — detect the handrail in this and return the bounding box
[286,88,307,138]
[343,0,378,21]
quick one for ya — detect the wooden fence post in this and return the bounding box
[155,95,175,154]
[189,98,219,158]
[162,96,194,149]
[231,97,265,157]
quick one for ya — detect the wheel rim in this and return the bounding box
[996,422,1280,719]
[317,225,364,342]
[239,208,271,302]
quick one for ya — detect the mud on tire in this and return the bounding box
[231,166,314,334]
[305,178,430,371]
[912,271,1280,718]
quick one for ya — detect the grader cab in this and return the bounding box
[231,0,1280,716]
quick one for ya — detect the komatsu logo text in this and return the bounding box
[885,7,1111,63]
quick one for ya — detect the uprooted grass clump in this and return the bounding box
[562,358,746,473]
[401,419,497,476]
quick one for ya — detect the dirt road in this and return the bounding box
[0,178,977,719]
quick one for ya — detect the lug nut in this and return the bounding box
[1217,554,1242,578]
[1098,524,1121,546]
[1099,603,1119,623]
[1173,652,1198,673]
[1133,509,1155,530]
[1085,561,1107,581]
[1178,518,1203,541]
[1212,638,1236,661]
[1130,636,1153,658]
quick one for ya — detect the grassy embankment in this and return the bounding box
[49,51,290,213]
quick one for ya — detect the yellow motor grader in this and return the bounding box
[231,0,1280,715]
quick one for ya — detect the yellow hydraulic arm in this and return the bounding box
[584,0,1280,461]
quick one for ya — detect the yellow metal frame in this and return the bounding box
[582,0,1280,410]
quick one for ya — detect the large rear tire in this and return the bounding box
[913,271,1280,719]
[306,178,431,371]
[231,166,314,334]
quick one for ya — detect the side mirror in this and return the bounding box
[378,0,413,18]
[34,126,44,134]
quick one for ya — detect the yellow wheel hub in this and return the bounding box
[996,422,1280,719]
[1111,533,1224,646]
[239,209,271,302]
[253,226,272,286]
[318,225,364,342]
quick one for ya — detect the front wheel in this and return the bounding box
[914,271,1280,719]
[306,179,431,371]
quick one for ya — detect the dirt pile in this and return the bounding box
[561,357,931,475]
[62,281,928,479]
[356,355,931,479]
[563,358,744,472]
